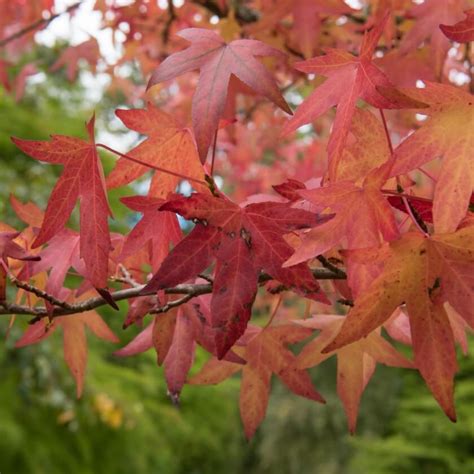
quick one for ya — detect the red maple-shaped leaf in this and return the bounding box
[18,229,86,307]
[282,13,425,179]
[188,324,325,439]
[12,196,87,309]
[285,164,399,297]
[115,300,239,401]
[440,8,474,43]
[295,315,413,433]
[119,196,181,272]
[324,226,474,421]
[142,192,329,357]
[0,231,40,300]
[389,82,474,233]
[16,307,119,397]
[147,28,292,161]
[189,324,324,439]
[107,104,207,196]
[11,117,114,296]
[9,194,44,229]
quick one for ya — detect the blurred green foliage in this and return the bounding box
[349,351,474,474]
[0,321,248,474]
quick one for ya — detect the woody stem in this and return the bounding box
[0,268,345,318]
[0,2,82,48]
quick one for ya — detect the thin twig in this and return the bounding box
[117,264,141,288]
[197,273,214,283]
[0,268,345,318]
[11,277,74,310]
[316,256,346,279]
[162,0,176,43]
[150,294,194,314]
[379,109,394,155]
[0,2,82,48]
[418,167,436,182]
[401,196,429,235]
[337,298,354,307]
[465,42,473,95]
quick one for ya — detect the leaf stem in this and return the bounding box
[317,255,346,279]
[379,109,393,155]
[97,143,208,187]
[263,294,282,329]
[378,109,429,236]
[210,130,218,177]
[418,167,436,181]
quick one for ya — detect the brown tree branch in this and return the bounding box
[11,277,74,310]
[150,294,195,314]
[112,264,141,289]
[0,268,345,318]
[162,0,176,43]
[0,2,82,49]
[316,256,346,279]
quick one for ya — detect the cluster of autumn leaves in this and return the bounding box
[1,0,474,438]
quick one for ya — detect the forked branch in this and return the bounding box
[0,267,345,318]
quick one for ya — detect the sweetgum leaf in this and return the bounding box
[390,82,474,233]
[142,192,330,357]
[11,117,113,296]
[295,315,413,433]
[148,28,291,161]
[324,226,474,420]
[283,13,425,179]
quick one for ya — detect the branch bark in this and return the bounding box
[0,2,82,48]
[0,268,345,318]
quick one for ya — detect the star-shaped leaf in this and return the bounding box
[324,226,474,420]
[12,117,114,296]
[295,314,413,433]
[285,164,399,296]
[142,192,330,357]
[107,104,207,196]
[390,82,474,233]
[16,307,119,397]
[282,14,425,179]
[189,323,324,439]
[148,28,291,161]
